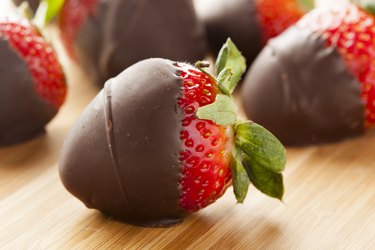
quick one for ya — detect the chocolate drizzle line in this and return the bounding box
[103,80,133,214]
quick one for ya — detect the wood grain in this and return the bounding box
[1,0,375,249]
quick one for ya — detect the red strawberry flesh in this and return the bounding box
[298,4,375,126]
[59,0,98,59]
[0,18,66,108]
[255,0,305,42]
[176,63,233,213]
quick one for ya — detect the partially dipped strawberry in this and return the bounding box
[57,0,206,87]
[59,39,286,227]
[242,3,375,145]
[195,0,312,66]
[0,16,66,146]
[297,3,375,126]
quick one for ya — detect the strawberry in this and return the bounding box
[57,0,206,87]
[0,18,66,108]
[0,16,66,146]
[242,2,375,145]
[59,0,98,59]
[59,39,286,226]
[297,3,375,126]
[255,0,308,42]
[196,0,312,66]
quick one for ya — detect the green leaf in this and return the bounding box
[231,146,250,203]
[196,94,237,126]
[217,67,234,96]
[242,155,284,200]
[215,38,246,91]
[235,121,286,173]
[34,0,65,28]
[353,0,375,15]
[297,0,315,11]
[44,0,65,22]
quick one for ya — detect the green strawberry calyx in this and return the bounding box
[352,0,375,15]
[34,0,65,27]
[16,0,64,33]
[14,0,64,30]
[196,38,286,202]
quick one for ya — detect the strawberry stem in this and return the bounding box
[195,61,210,68]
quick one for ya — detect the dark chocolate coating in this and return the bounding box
[12,0,39,12]
[241,27,364,146]
[59,58,185,227]
[71,0,207,87]
[195,0,263,65]
[0,38,57,147]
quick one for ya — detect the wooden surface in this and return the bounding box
[1,1,375,249]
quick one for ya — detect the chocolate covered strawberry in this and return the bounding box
[195,0,312,65]
[57,0,206,87]
[0,15,66,147]
[242,3,375,145]
[59,39,286,227]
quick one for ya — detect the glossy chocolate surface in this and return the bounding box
[241,27,364,145]
[0,38,57,147]
[12,0,39,11]
[71,0,207,87]
[196,0,263,65]
[59,58,185,227]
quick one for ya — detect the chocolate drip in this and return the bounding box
[241,27,364,145]
[103,81,133,215]
[59,58,186,226]
[0,38,56,147]
[195,0,263,65]
[71,0,207,87]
